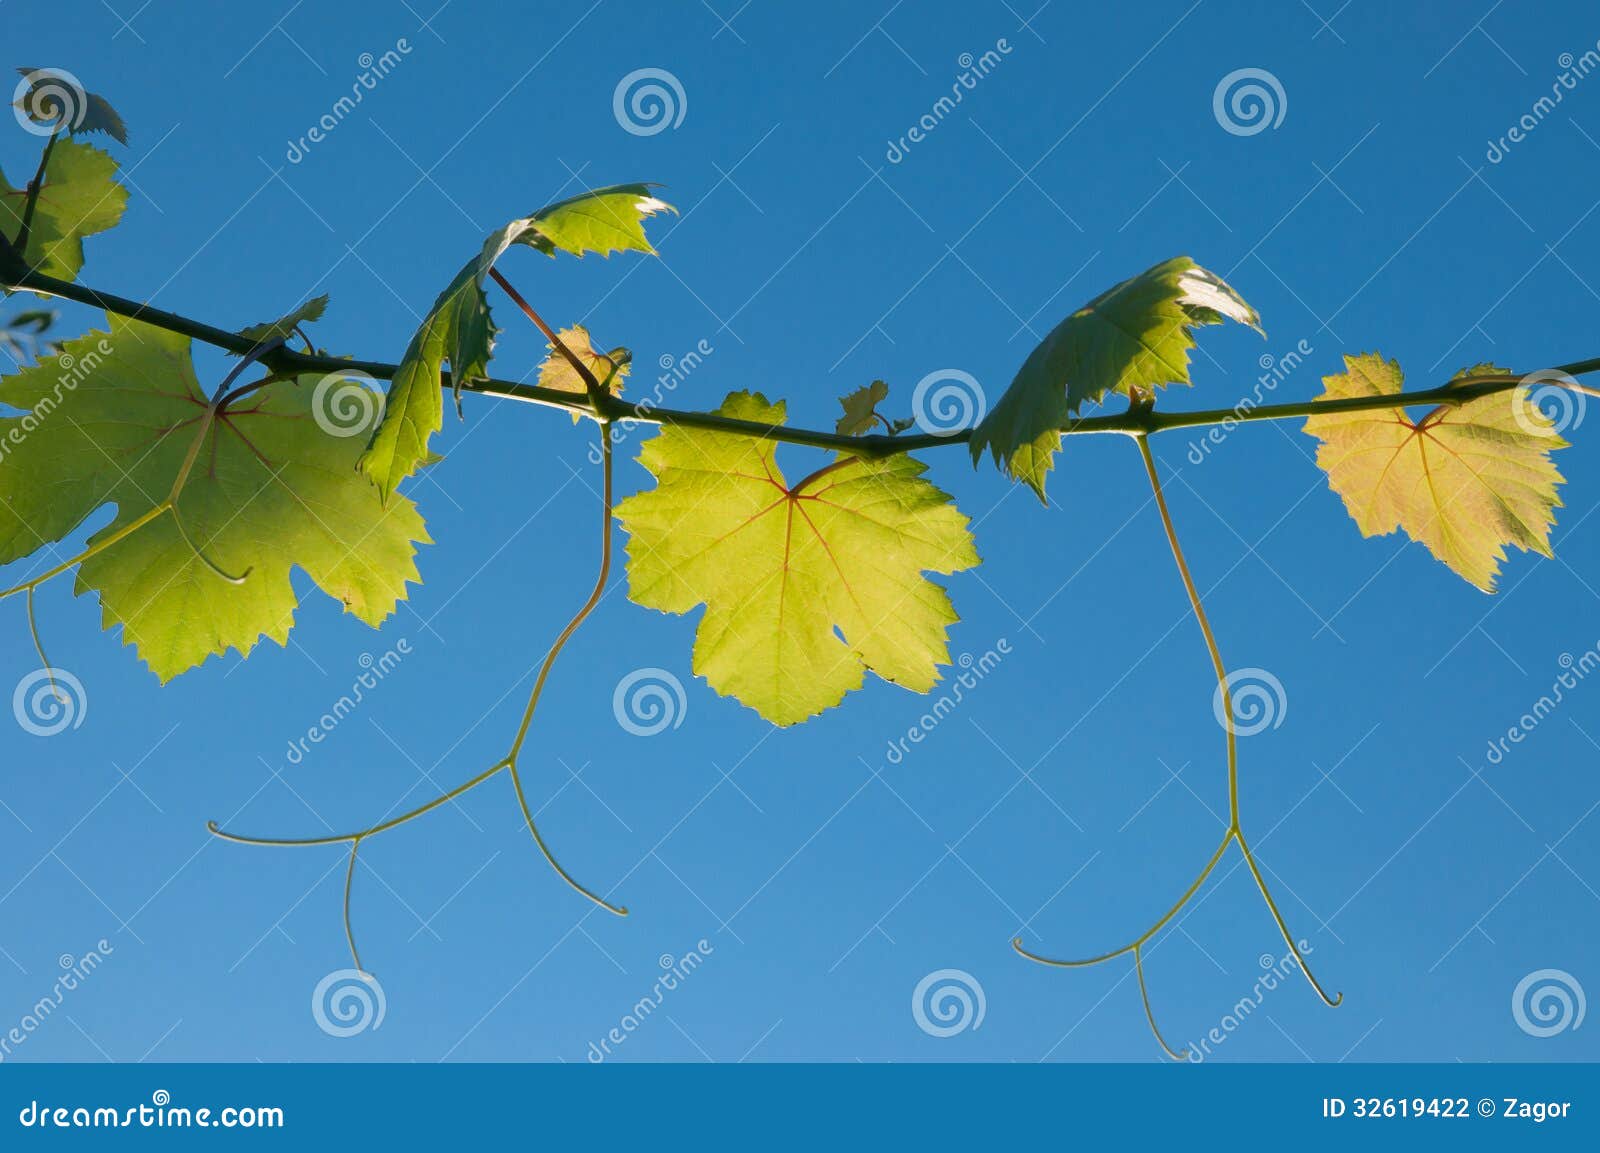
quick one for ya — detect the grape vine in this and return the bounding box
[3,69,1596,1058]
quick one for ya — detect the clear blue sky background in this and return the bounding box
[2,0,1597,1062]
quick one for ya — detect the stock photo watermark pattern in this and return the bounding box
[1212,67,1286,136]
[1512,969,1585,1038]
[884,38,1013,164]
[586,941,714,1061]
[311,970,387,1039]
[613,68,686,136]
[911,368,986,436]
[283,39,413,164]
[280,640,411,766]
[911,968,986,1038]
[0,942,113,1062]
[0,1,1597,1106]
[12,669,87,736]
[612,667,687,736]
[1212,668,1287,737]
[1184,944,1316,1062]
[310,369,387,438]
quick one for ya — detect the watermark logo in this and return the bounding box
[311,370,386,438]
[13,668,87,736]
[1213,68,1286,136]
[0,338,114,467]
[613,68,686,136]
[0,940,114,1062]
[282,640,411,766]
[586,939,714,1061]
[284,40,413,163]
[885,38,1014,164]
[911,369,985,436]
[1487,44,1600,164]
[311,969,386,1037]
[588,338,715,463]
[1213,667,1286,737]
[13,68,88,136]
[1187,338,1313,463]
[1512,369,1585,438]
[912,968,986,1037]
[612,667,687,736]
[1184,944,1312,1061]
[883,640,1010,766]
[1513,968,1585,1037]
[1483,644,1600,765]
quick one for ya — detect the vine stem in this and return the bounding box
[14,127,60,256]
[487,266,607,410]
[206,421,626,971]
[6,267,1598,457]
[1014,425,1340,1059]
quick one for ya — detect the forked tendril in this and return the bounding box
[206,415,626,974]
[1014,424,1340,1059]
[0,338,278,610]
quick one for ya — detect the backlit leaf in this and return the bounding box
[614,391,980,725]
[0,138,127,283]
[359,186,671,501]
[0,316,429,680]
[971,256,1260,499]
[537,325,629,422]
[14,68,127,144]
[235,294,329,351]
[836,379,888,436]
[1302,353,1566,592]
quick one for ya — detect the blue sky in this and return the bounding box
[1,0,1597,1062]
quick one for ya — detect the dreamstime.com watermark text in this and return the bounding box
[17,1091,282,1130]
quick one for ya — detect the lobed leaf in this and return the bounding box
[14,68,128,144]
[0,317,429,680]
[970,256,1261,499]
[835,379,888,436]
[614,391,980,726]
[537,324,629,422]
[358,186,671,502]
[1302,354,1566,592]
[234,294,329,351]
[0,138,127,283]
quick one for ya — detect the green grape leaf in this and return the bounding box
[537,324,629,423]
[359,186,671,502]
[0,138,127,283]
[14,69,128,145]
[836,379,888,436]
[1302,354,1567,592]
[970,256,1261,499]
[516,183,673,258]
[0,316,429,681]
[614,391,980,726]
[234,294,329,351]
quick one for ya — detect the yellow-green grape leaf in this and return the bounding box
[614,391,981,726]
[971,256,1261,499]
[1302,353,1567,592]
[836,379,888,436]
[516,183,674,258]
[0,316,429,681]
[0,139,127,283]
[234,294,329,351]
[359,187,672,502]
[537,324,630,422]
